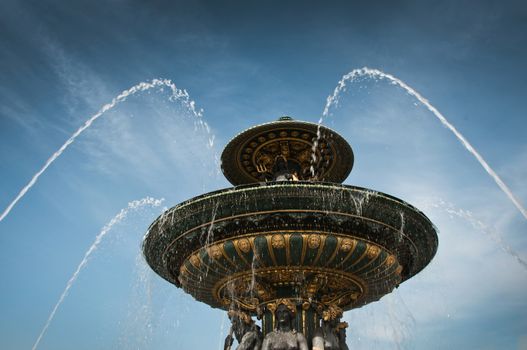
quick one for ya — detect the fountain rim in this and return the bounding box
[142,182,438,272]
[144,181,436,228]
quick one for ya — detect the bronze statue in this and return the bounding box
[224,309,262,350]
[261,299,308,350]
[312,305,349,350]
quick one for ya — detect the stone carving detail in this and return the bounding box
[340,238,356,252]
[385,254,396,266]
[261,300,309,350]
[224,309,262,350]
[312,305,349,350]
[365,244,381,259]
[271,234,286,249]
[209,244,224,259]
[189,254,201,268]
[308,234,321,249]
[237,238,252,253]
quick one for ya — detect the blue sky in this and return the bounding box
[1,0,526,349]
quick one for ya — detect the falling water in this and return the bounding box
[398,212,405,243]
[248,250,258,296]
[117,252,155,349]
[426,199,527,271]
[202,201,220,279]
[0,78,214,223]
[217,313,227,350]
[31,196,164,350]
[345,291,416,350]
[321,67,527,221]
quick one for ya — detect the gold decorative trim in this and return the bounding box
[271,234,286,249]
[189,254,201,268]
[366,244,381,259]
[300,233,308,265]
[176,231,402,312]
[208,244,223,260]
[311,235,326,266]
[233,239,252,268]
[324,236,341,267]
[385,254,396,266]
[212,266,367,310]
[266,235,279,266]
[267,298,297,315]
[340,238,356,252]
[308,234,321,249]
[165,208,418,257]
[343,242,371,272]
[238,238,251,253]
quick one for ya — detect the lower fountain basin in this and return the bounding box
[142,181,438,313]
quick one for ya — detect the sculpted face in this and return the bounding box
[238,238,251,253]
[276,304,292,329]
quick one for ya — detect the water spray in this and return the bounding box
[322,67,527,220]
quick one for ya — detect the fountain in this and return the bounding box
[142,116,438,349]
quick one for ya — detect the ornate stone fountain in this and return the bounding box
[142,116,438,349]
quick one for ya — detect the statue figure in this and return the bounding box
[261,299,308,350]
[312,305,349,350]
[224,309,262,350]
[272,156,300,181]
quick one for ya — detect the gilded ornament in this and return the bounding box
[189,254,201,268]
[209,244,223,260]
[308,234,321,249]
[386,254,396,266]
[227,309,254,325]
[340,238,355,252]
[271,234,286,249]
[321,304,343,321]
[267,298,296,315]
[366,244,381,259]
[237,238,252,253]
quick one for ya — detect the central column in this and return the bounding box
[260,303,320,348]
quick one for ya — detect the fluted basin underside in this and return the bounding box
[143,182,438,314]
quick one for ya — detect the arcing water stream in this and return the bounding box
[31,197,164,350]
[321,67,527,221]
[426,198,527,271]
[0,79,213,223]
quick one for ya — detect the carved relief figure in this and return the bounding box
[261,299,308,350]
[312,305,349,350]
[224,309,262,350]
